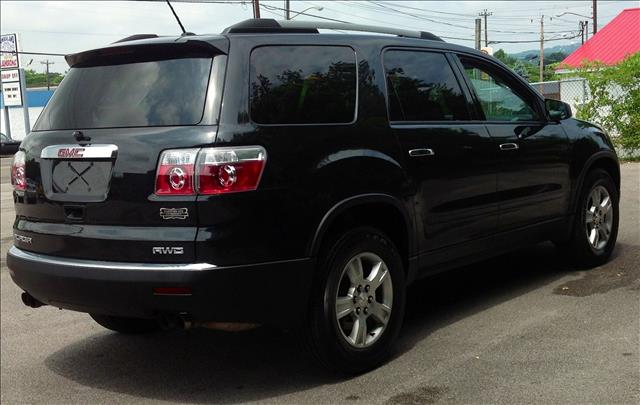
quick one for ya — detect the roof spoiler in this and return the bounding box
[223,18,443,41]
[65,38,226,67]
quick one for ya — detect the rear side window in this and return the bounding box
[34,57,212,130]
[250,46,357,125]
[384,50,469,122]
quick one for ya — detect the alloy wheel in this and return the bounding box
[334,252,393,348]
[585,185,613,251]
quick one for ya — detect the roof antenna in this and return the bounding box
[166,0,188,35]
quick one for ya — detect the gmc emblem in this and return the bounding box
[57,148,85,158]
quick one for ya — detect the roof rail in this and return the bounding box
[223,19,443,41]
[113,34,159,44]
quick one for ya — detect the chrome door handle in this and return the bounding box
[499,143,519,151]
[408,148,435,157]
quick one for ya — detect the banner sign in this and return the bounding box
[2,81,23,107]
[1,34,20,69]
[1,69,19,82]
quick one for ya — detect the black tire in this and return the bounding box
[90,314,160,334]
[303,227,406,374]
[563,168,619,268]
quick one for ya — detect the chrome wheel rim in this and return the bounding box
[335,252,393,348]
[585,185,613,251]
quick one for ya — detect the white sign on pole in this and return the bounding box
[480,46,494,56]
[2,82,22,107]
[1,34,20,69]
[1,69,19,83]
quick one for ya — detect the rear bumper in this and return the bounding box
[7,246,313,326]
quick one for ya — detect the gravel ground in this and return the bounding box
[1,157,638,404]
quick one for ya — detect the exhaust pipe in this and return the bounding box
[21,292,45,308]
[182,319,260,332]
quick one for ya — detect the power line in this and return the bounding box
[300,1,473,37]
[1,50,66,57]
[370,1,477,17]
[334,1,575,36]
[489,33,581,44]
[0,28,122,37]
[261,3,476,41]
[366,1,475,30]
[319,1,478,36]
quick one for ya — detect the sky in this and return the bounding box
[1,0,636,73]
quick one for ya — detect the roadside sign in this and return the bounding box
[2,81,23,106]
[1,34,20,69]
[480,47,494,56]
[1,69,19,83]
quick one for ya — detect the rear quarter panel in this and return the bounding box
[196,36,414,266]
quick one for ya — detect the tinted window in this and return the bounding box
[461,58,539,122]
[34,57,212,130]
[250,46,357,125]
[384,50,469,121]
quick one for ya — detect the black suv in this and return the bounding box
[7,19,620,373]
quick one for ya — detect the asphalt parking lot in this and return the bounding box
[1,156,638,404]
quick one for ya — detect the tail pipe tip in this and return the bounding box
[21,292,45,308]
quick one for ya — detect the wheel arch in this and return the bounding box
[307,194,416,278]
[571,151,620,214]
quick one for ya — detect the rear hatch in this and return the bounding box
[12,37,228,262]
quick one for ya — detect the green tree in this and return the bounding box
[513,60,530,81]
[24,69,64,88]
[493,49,517,66]
[546,51,567,65]
[574,53,640,156]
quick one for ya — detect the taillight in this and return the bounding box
[155,149,198,195]
[154,146,266,196]
[11,151,26,191]
[196,146,266,195]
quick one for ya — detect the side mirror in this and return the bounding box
[545,98,572,121]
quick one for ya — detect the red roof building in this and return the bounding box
[559,7,640,69]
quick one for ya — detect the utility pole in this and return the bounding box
[253,0,260,18]
[578,21,591,44]
[474,18,482,50]
[40,60,54,91]
[19,68,30,133]
[284,0,290,19]
[592,0,597,35]
[539,15,545,84]
[479,9,493,47]
[585,21,589,40]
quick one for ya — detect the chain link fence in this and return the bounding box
[531,78,632,157]
[531,77,627,118]
[530,78,589,115]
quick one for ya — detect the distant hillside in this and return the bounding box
[511,44,580,61]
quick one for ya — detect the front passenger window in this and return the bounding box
[384,50,469,122]
[461,58,539,122]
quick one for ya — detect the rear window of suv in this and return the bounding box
[250,45,357,125]
[33,57,213,130]
[384,50,469,122]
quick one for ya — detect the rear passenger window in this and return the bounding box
[384,50,469,122]
[250,46,357,125]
